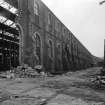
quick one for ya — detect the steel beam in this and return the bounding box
[0,23,19,35]
[0,6,16,22]
[104,39,105,68]
[4,0,18,9]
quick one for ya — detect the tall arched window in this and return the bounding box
[48,40,53,58]
[16,23,23,65]
[34,1,39,15]
[48,13,52,25]
[33,32,41,64]
[35,33,41,48]
[57,43,61,59]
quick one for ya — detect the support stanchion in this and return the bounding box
[103,39,105,69]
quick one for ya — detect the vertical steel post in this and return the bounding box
[104,39,105,68]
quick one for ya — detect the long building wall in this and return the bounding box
[0,0,94,73]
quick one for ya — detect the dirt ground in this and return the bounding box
[0,67,105,105]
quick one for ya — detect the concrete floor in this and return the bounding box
[0,67,105,105]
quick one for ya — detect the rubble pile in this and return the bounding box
[90,68,105,88]
[14,66,37,78]
[0,64,48,79]
[14,64,46,78]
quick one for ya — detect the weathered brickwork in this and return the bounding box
[0,0,93,72]
[16,0,94,73]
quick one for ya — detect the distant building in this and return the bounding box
[0,0,93,73]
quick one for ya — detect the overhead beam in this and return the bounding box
[4,0,18,9]
[0,22,19,35]
[0,33,19,42]
[0,6,16,22]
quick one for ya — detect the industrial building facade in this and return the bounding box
[0,0,93,73]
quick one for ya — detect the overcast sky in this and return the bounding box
[42,0,105,57]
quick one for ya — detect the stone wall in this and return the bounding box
[17,0,93,73]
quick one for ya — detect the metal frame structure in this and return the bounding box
[0,0,19,70]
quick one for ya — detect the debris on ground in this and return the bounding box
[0,64,53,79]
[90,68,105,88]
[0,67,105,105]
